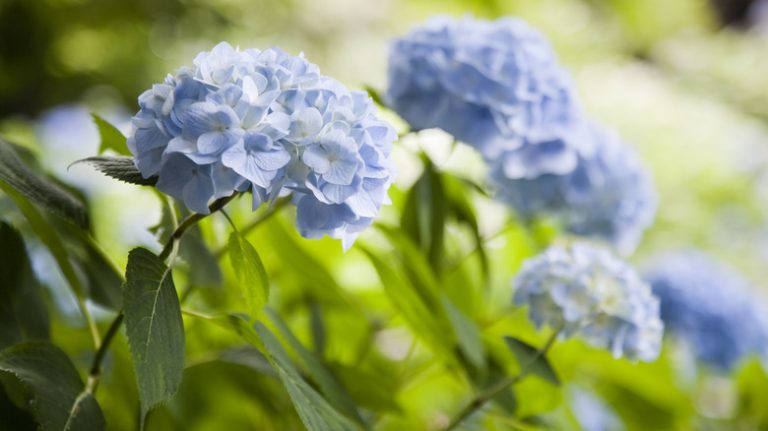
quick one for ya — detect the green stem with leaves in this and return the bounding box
[444,326,562,431]
[86,193,238,394]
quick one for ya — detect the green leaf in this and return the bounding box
[92,114,130,156]
[360,247,454,358]
[0,341,105,430]
[266,309,366,428]
[401,156,446,272]
[122,248,185,425]
[179,226,222,287]
[76,156,157,186]
[363,85,385,107]
[253,322,360,431]
[503,337,560,386]
[228,232,269,318]
[0,138,89,228]
[442,298,485,371]
[444,175,489,285]
[0,222,49,349]
[0,183,88,303]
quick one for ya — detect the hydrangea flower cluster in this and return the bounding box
[513,243,663,361]
[491,124,657,253]
[644,251,768,371]
[387,16,580,159]
[128,42,396,247]
[387,16,657,253]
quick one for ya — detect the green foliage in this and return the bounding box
[0,138,89,228]
[0,341,105,430]
[92,114,130,156]
[122,248,185,425]
[253,322,361,431]
[0,222,49,349]
[228,232,269,318]
[503,336,560,386]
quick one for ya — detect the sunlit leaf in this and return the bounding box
[92,114,130,156]
[442,298,485,371]
[122,248,185,426]
[0,222,49,349]
[503,336,560,386]
[0,341,105,430]
[266,309,366,428]
[0,138,88,228]
[364,85,386,107]
[228,232,269,318]
[254,322,361,431]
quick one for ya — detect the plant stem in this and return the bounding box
[86,194,236,394]
[214,196,290,259]
[444,327,562,431]
[158,193,239,260]
[86,312,124,394]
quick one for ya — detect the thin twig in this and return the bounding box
[444,326,562,431]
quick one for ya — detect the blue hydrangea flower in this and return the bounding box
[491,124,657,254]
[644,252,768,371]
[127,42,396,247]
[387,16,579,159]
[513,242,664,361]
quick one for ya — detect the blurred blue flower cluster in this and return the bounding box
[491,124,657,253]
[513,242,663,361]
[644,252,768,371]
[129,42,396,247]
[387,16,578,159]
[387,16,656,253]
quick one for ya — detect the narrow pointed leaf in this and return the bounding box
[228,232,269,318]
[503,336,560,386]
[254,322,360,431]
[0,138,88,228]
[442,298,485,371]
[0,341,105,430]
[122,248,185,424]
[76,156,157,186]
[266,309,366,428]
[92,114,130,156]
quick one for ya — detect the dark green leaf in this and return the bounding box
[0,341,105,430]
[0,222,49,349]
[76,156,157,186]
[401,157,446,272]
[228,232,269,318]
[0,138,89,228]
[442,298,485,371]
[1,184,88,302]
[179,226,221,287]
[123,248,185,424]
[253,322,360,431]
[503,337,560,386]
[266,309,366,428]
[92,114,130,156]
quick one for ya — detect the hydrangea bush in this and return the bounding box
[644,251,768,371]
[513,242,663,361]
[1,11,765,431]
[129,42,396,247]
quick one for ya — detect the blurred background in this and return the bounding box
[2,0,768,429]
[2,0,768,276]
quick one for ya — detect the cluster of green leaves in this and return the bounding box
[2,108,768,431]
